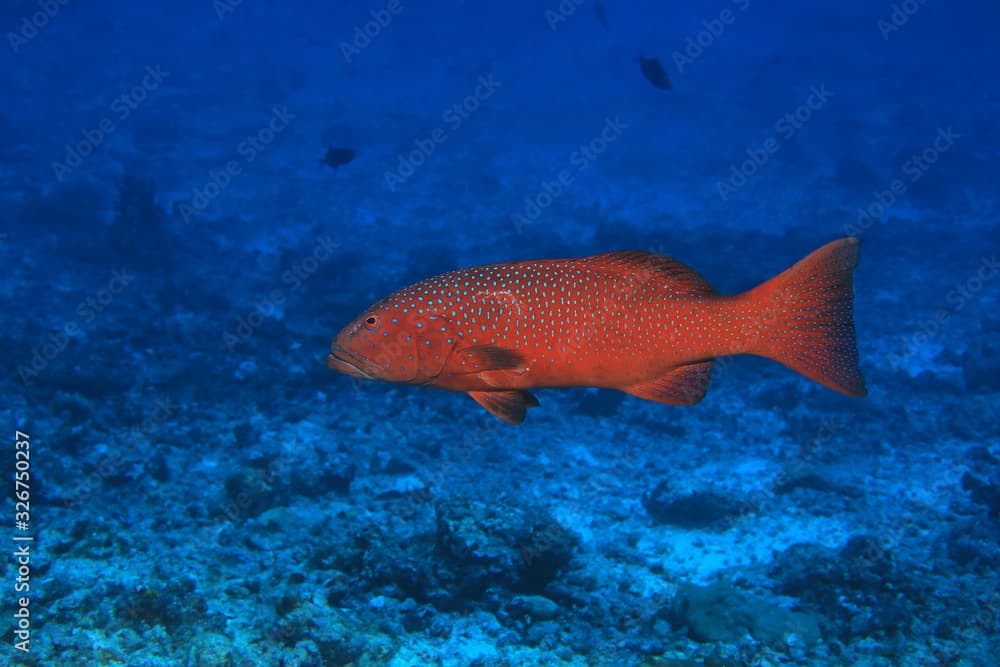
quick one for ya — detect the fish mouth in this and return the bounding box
[326,346,375,380]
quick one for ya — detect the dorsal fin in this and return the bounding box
[585,251,717,297]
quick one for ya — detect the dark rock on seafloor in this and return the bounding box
[962,471,1000,517]
[769,535,924,639]
[774,469,845,495]
[642,480,749,529]
[327,497,577,611]
[434,497,577,598]
[967,446,1000,467]
[946,521,1000,572]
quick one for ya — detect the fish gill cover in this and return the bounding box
[2,1,999,666]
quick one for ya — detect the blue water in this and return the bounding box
[3,1,999,665]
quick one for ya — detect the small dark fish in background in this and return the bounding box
[635,52,672,90]
[594,3,608,27]
[321,147,356,169]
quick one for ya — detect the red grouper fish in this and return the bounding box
[327,238,866,423]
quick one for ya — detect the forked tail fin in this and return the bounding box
[745,237,867,397]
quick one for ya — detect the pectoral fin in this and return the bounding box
[622,361,714,406]
[458,344,528,372]
[468,390,540,424]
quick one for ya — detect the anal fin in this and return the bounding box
[468,390,540,424]
[622,361,714,406]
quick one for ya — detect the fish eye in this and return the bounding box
[363,314,380,330]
